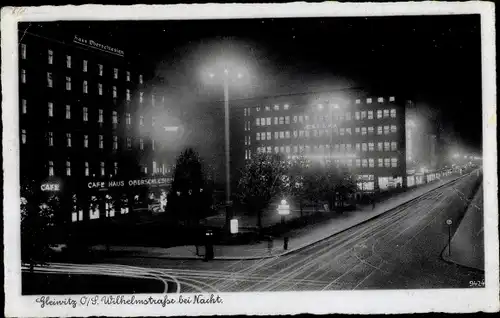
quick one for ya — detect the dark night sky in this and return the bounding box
[32,15,482,151]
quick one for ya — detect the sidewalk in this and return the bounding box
[442,184,484,271]
[93,173,468,260]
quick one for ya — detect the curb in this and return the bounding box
[102,173,474,261]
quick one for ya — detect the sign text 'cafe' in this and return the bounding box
[87,177,172,190]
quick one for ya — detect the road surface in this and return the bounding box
[39,172,484,293]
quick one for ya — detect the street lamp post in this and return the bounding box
[223,71,232,231]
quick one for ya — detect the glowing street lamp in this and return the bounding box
[277,198,290,224]
[205,66,246,232]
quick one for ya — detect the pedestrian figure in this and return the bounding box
[267,236,274,255]
[372,198,376,210]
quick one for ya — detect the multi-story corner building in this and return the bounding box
[231,89,408,193]
[18,24,178,223]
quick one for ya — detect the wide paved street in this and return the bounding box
[93,172,483,293]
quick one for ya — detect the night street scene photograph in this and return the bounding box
[15,13,486,295]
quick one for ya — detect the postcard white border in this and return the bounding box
[2,2,498,316]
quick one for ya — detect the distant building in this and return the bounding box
[18,25,179,223]
[231,89,408,193]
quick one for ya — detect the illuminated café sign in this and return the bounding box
[73,35,124,57]
[87,177,172,189]
[41,183,60,192]
[304,124,337,130]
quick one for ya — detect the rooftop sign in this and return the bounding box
[73,35,124,57]
[87,177,172,190]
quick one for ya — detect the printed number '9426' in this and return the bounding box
[469,280,485,288]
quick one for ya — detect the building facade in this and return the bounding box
[231,90,408,192]
[18,24,178,223]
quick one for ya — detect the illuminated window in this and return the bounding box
[265,106,271,111]
[391,158,398,167]
[48,161,54,176]
[368,142,374,152]
[83,135,88,148]
[305,115,309,122]
[48,102,53,117]
[21,69,26,83]
[267,132,271,140]
[274,104,279,111]
[66,105,71,119]
[346,128,352,135]
[99,83,103,95]
[378,97,384,103]
[100,162,105,176]
[279,117,284,125]
[98,109,103,123]
[285,131,291,138]
[139,92,144,103]
[99,135,104,149]
[48,132,53,146]
[112,111,118,124]
[286,146,291,153]
[355,111,360,120]
[126,137,131,149]
[140,138,144,150]
[256,118,260,126]
[367,98,372,104]
[284,104,290,110]
[256,133,260,141]
[21,44,27,59]
[369,158,375,168]
[65,76,71,90]
[340,128,345,136]
[139,116,144,126]
[244,108,247,117]
[266,117,271,125]
[274,117,278,125]
[361,127,367,136]
[126,113,131,125]
[114,68,118,79]
[361,111,367,120]
[384,142,390,151]
[48,49,53,64]
[390,109,396,118]
[66,161,71,176]
[126,71,131,82]
[21,129,26,144]
[356,159,361,167]
[368,111,373,119]
[377,126,383,135]
[346,144,352,151]
[362,143,367,152]
[368,126,374,135]
[114,162,118,175]
[285,116,290,124]
[66,55,72,68]
[355,143,361,151]
[152,139,155,151]
[111,86,117,98]
[355,127,360,135]
[378,158,383,167]
[83,80,88,93]
[391,142,397,151]
[383,109,390,118]
[83,107,88,122]
[389,96,395,102]
[256,107,261,112]
[346,112,352,121]
[47,72,53,87]
[83,60,88,72]
[377,110,383,119]
[384,158,390,167]
[377,142,383,151]
[384,126,390,135]
[355,99,361,104]
[84,162,90,176]
[139,74,143,84]
[391,125,397,133]
[113,136,118,150]
[98,64,103,76]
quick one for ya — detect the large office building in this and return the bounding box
[18,24,179,223]
[230,89,408,192]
